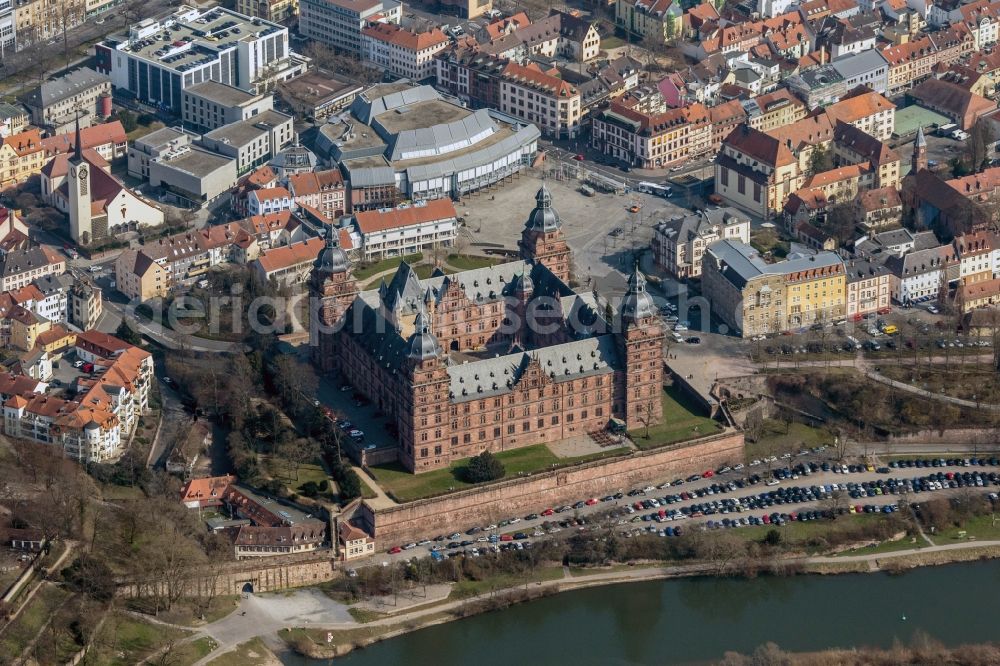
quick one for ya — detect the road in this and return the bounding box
[100,297,247,353]
[146,376,191,469]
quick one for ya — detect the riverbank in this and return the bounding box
[721,639,1000,665]
[280,539,1000,661]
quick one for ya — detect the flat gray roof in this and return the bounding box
[136,126,189,150]
[204,109,290,147]
[832,50,888,78]
[374,99,471,135]
[185,80,258,107]
[158,147,233,177]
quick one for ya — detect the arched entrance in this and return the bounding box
[241,582,254,594]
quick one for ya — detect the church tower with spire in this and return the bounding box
[616,264,665,429]
[398,306,451,472]
[310,226,358,373]
[67,116,93,244]
[519,184,571,283]
[912,126,928,175]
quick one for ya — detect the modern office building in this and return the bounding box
[299,0,401,55]
[95,5,305,114]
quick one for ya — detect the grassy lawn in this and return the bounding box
[732,514,888,553]
[131,595,239,627]
[354,471,378,499]
[568,564,636,576]
[88,612,191,666]
[446,253,500,271]
[448,566,564,600]
[0,584,70,658]
[935,514,1000,542]
[168,636,218,664]
[837,536,924,557]
[100,484,147,501]
[354,253,423,280]
[126,120,166,142]
[746,420,834,460]
[600,36,626,49]
[630,385,722,449]
[371,444,559,501]
[262,455,331,496]
[207,637,276,665]
[371,444,631,502]
[347,607,389,623]
[750,228,790,259]
[414,264,449,279]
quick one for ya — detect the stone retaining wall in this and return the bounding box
[116,552,337,598]
[359,432,744,548]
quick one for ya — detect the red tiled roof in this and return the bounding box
[362,22,448,51]
[502,62,577,97]
[255,237,325,274]
[40,121,126,156]
[180,474,236,504]
[354,199,457,234]
[2,129,43,156]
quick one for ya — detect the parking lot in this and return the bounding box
[747,302,995,363]
[47,349,106,398]
[379,451,1000,561]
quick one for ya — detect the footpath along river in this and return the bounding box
[278,559,1000,665]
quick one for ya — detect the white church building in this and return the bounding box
[40,122,163,245]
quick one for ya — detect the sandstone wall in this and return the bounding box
[117,552,337,599]
[360,432,744,548]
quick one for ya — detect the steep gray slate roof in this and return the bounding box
[346,257,608,392]
[21,67,108,109]
[447,334,620,403]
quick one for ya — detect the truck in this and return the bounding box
[937,123,958,137]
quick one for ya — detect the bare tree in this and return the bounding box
[743,404,765,443]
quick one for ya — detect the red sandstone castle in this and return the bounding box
[310,186,665,473]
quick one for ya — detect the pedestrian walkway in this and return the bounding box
[355,465,396,509]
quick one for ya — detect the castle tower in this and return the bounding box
[509,268,533,348]
[309,226,358,373]
[617,265,665,429]
[520,185,571,283]
[67,117,92,245]
[398,307,451,473]
[912,126,928,175]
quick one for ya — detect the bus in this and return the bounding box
[637,181,672,198]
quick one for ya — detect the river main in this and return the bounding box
[279,560,1000,665]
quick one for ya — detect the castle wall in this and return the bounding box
[359,431,744,547]
[116,551,337,598]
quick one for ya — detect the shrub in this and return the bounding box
[464,451,505,483]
